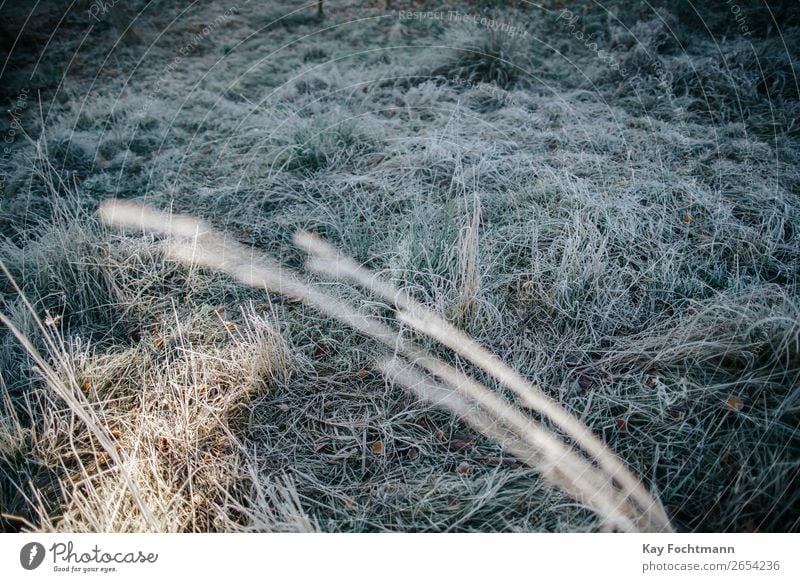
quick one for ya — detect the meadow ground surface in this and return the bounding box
[0,0,799,532]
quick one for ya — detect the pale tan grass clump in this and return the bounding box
[452,194,482,323]
[99,199,674,532]
[0,273,298,531]
[59,307,288,532]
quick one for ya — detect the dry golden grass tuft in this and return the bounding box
[0,265,305,531]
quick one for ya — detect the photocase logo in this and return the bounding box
[20,542,46,570]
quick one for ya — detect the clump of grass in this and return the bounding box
[282,121,371,173]
[668,34,800,136]
[0,196,316,531]
[450,195,482,324]
[8,306,288,531]
[433,31,526,90]
[590,8,800,133]
[303,46,328,63]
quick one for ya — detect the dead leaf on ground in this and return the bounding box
[314,341,332,356]
[577,374,594,391]
[725,395,744,412]
[371,441,384,455]
[447,438,474,451]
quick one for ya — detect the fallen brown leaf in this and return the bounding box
[725,395,744,412]
[314,341,332,356]
[447,438,474,451]
[577,374,594,392]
